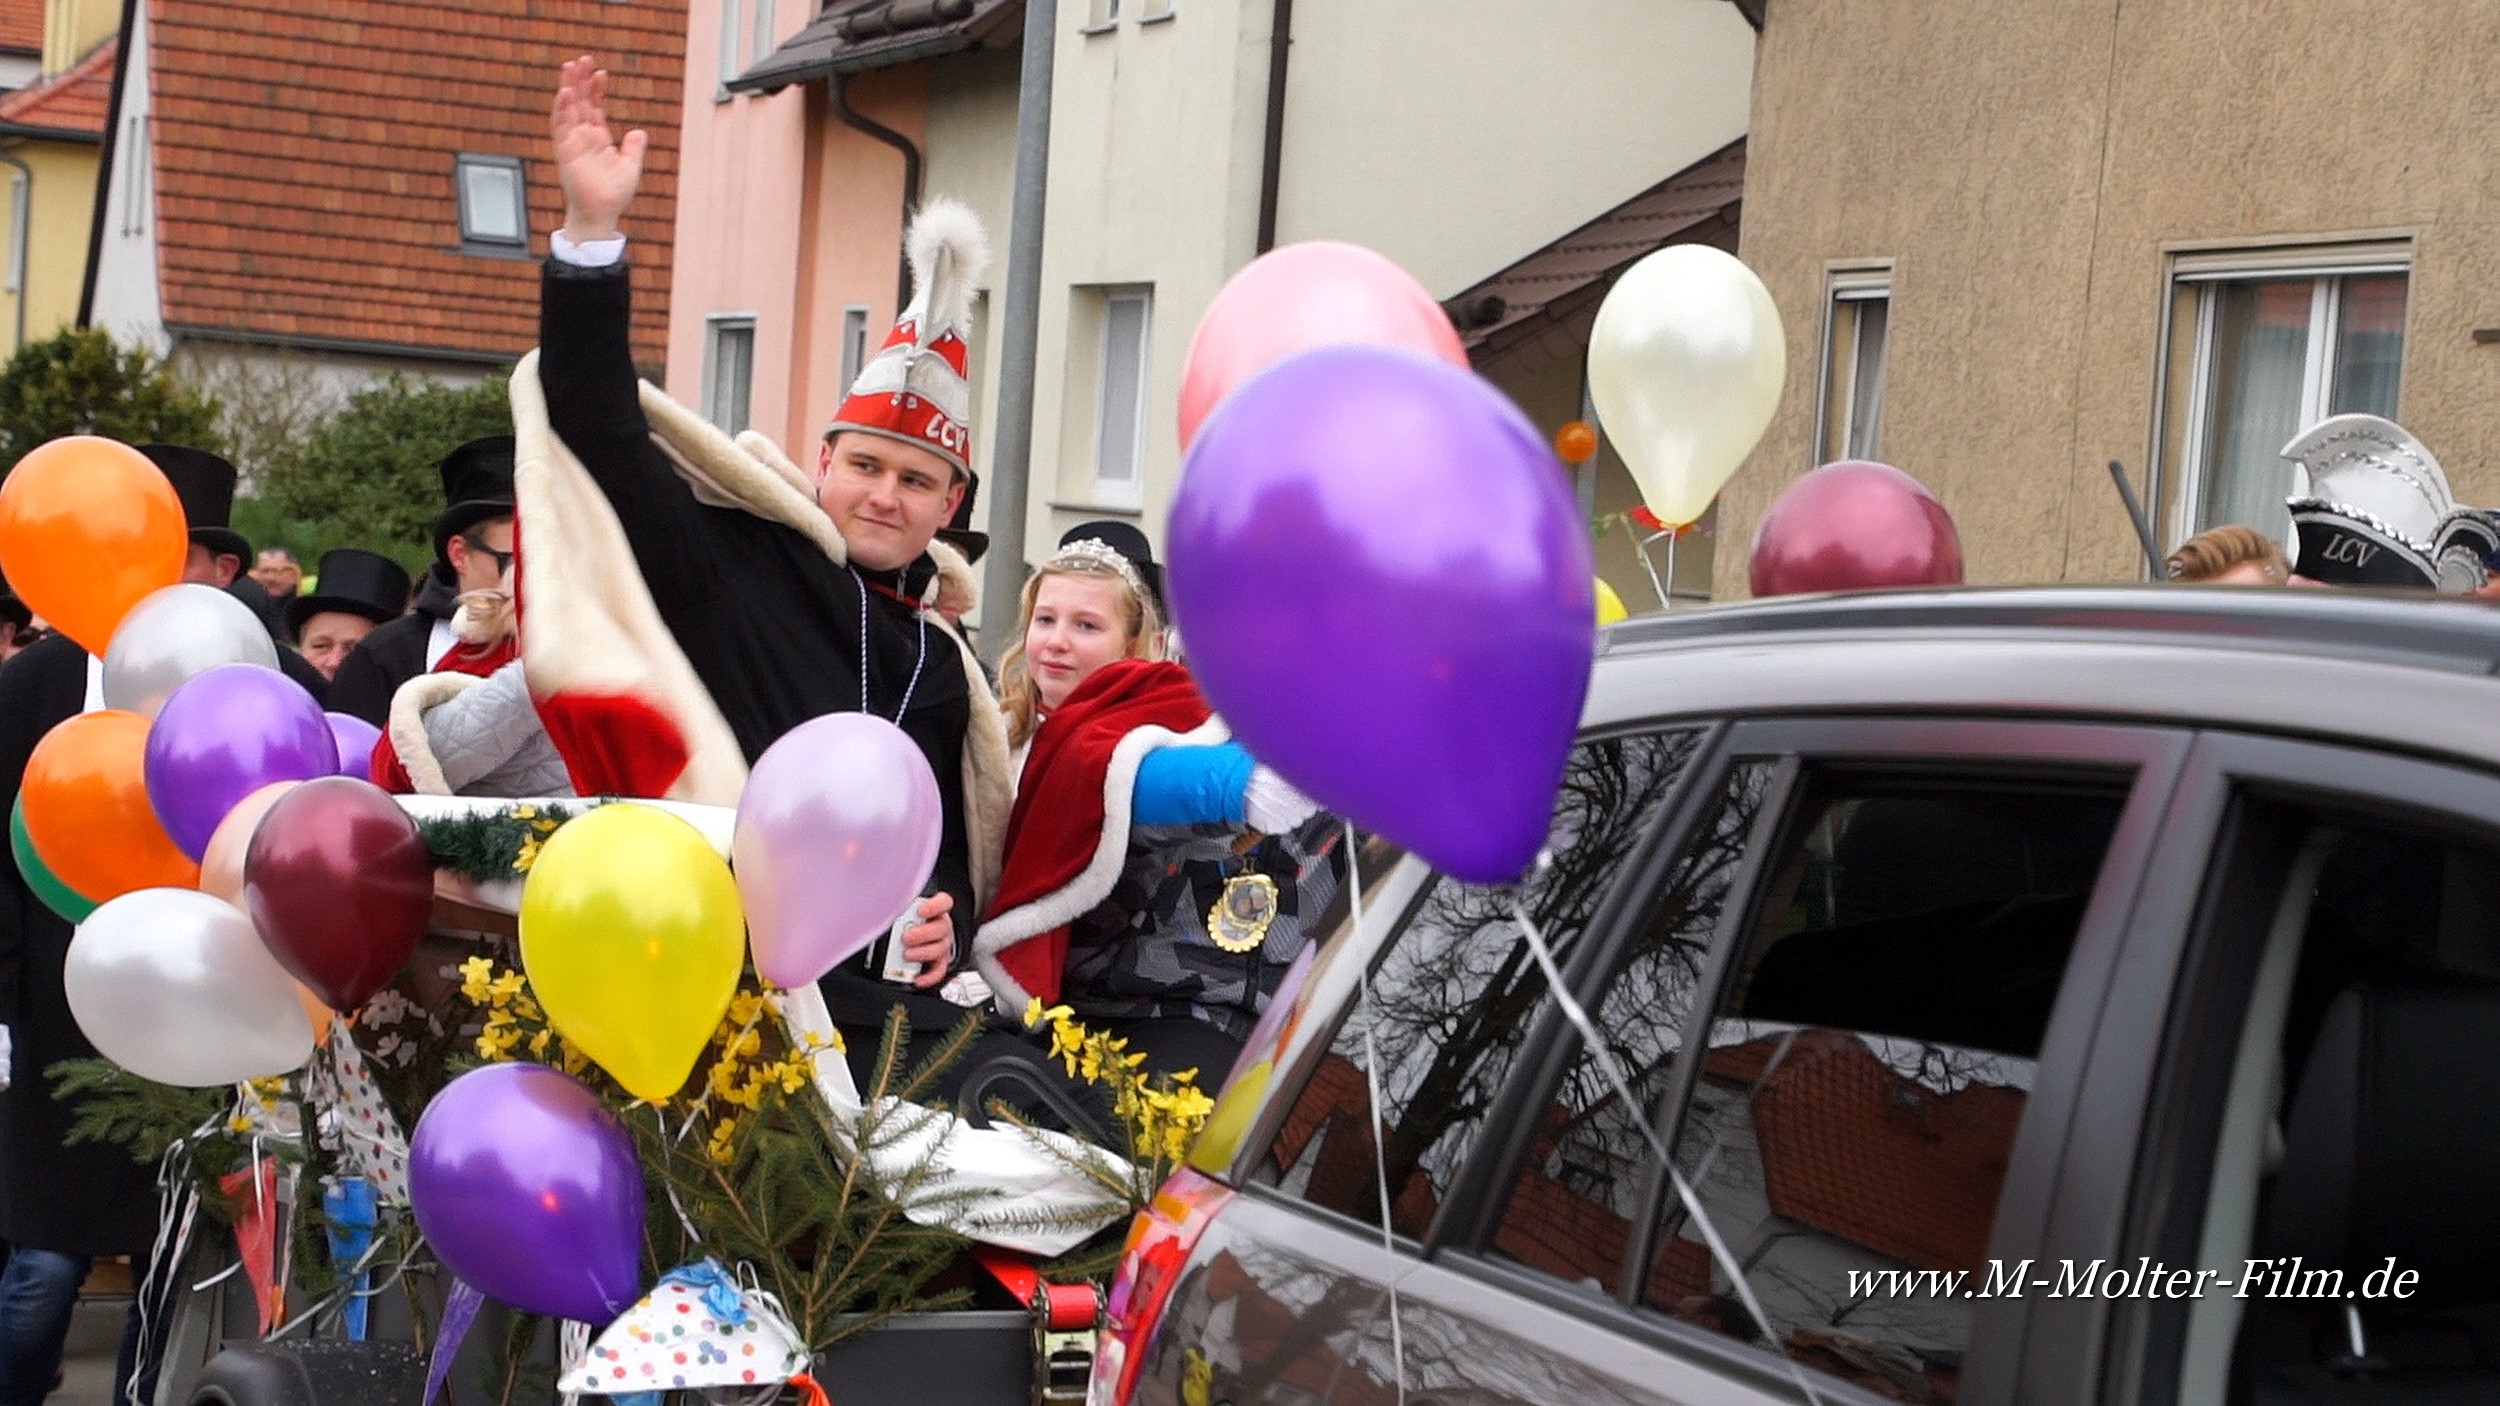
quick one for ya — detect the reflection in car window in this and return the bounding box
[1488,761,1774,1296]
[1256,729,1703,1238]
[1648,774,2126,1404]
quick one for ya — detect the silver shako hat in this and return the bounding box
[2282,413,2490,593]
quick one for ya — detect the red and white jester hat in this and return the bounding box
[822,197,990,479]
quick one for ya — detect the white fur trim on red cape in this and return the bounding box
[970,715,1230,1014]
[387,671,485,797]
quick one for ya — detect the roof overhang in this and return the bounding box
[729,0,1021,94]
[1441,138,1745,369]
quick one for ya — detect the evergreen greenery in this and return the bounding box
[0,329,224,477]
[255,373,512,574]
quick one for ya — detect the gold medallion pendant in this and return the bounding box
[1208,873,1280,953]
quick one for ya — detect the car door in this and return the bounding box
[1159,724,1734,1406]
[2008,731,2500,1406]
[1382,717,2192,1406]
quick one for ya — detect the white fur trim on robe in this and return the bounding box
[507,351,1012,904]
[970,716,1229,1014]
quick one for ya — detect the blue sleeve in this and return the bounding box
[1132,741,1254,827]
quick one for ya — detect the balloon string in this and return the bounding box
[1343,823,1407,1406]
[648,1106,709,1247]
[1507,895,1827,1406]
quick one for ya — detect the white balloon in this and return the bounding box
[101,585,279,718]
[1587,244,1788,527]
[64,888,314,1087]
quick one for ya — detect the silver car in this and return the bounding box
[1092,586,2500,1406]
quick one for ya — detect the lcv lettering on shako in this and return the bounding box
[2319,534,2380,568]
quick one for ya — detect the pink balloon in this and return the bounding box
[1750,460,1965,598]
[731,713,943,990]
[1179,241,1468,450]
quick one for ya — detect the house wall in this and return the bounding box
[923,42,1019,524]
[1024,0,1271,565]
[1273,0,1754,298]
[84,0,156,351]
[39,0,114,75]
[1720,0,2500,594]
[3,136,97,350]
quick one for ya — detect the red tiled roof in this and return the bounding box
[0,0,38,56]
[0,38,115,138]
[1447,139,1745,370]
[1714,1032,2023,1274]
[147,0,685,365]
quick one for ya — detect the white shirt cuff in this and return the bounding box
[550,229,627,268]
[1244,765,1320,834]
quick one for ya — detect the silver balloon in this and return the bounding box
[1587,244,1788,528]
[64,888,314,1087]
[101,584,279,717]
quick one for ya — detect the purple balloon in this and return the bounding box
[409,1063,644,1323]
[732,712,943,990]
[144,663,336,859]
[1169,345,1594,885]
[325,712,383,780]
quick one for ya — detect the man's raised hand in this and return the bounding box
[551,55,646,245]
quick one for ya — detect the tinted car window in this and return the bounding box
[1648,773,2126,1403]
[1254,728,1703,1238]
[1488,760,1775,1295]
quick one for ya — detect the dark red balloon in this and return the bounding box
[1750,459,1964,598]
[242,776,434,1013]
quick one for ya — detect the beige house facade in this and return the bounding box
[1718,0,2500,594]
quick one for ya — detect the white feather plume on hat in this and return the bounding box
[903,196,990,352]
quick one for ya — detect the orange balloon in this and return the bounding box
[0,436,187,656]
[1554,420,1599,465]
[21,711,200,902]
[201,781,299,905]
[295,979,336,1043]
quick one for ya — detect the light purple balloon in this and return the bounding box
[144,663,336,860]
[1169,345,1595,885]
[409,1063,643,1323]
[732,712,943,990]
[326,712,383,779]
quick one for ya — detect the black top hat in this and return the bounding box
[432,436,517,563]
[285,549,413,637]
[1058,520,1163,613]
[139,444,251,566]
[936,470,989,564]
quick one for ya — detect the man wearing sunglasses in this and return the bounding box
[330,436,520,727]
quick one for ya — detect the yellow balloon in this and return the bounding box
[1595,578,1628,627]
[519,803,744,1102]
[1187,1058,1273,1175]
[1587,245,1787,526]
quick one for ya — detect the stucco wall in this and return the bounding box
[1274,0,1754,298]
[1720,0,2500,595]
[5,138,97,350]
[924,44,1022,526]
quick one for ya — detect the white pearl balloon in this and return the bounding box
[64,887,314,1087]
[1587,244,1788,528]
[101,584,279,718]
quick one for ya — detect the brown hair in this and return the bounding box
[2165,524,2289,584]
[997,557,1166,749]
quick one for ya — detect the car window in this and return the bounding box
[1580,769,2127,1404]
[1484,759,1776,1294]
[1251,727,1705,1239]
[2140,793,2500,1406]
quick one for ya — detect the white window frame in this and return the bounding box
[1083,0,1120,33]
[702,314,758,436]
[2156,241,2411,547]
[1091,287,1152,506]
[1139,0,1176,21]
[718,0,746,97]
[1812,264,1891,466]
[839,305,872,391]
[4,169,26,297]
[751,0,777,69]
[452,153,528,248]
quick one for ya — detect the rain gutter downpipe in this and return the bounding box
[1254,0,1292,253]
[978,0,1057,665]
[828,71,924,312]
[0,148,28,350]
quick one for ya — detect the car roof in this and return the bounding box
[1587,585,2500,771]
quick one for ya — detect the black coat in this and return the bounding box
[328,571,457,727]
[0,634,159,1254]
[541,258,979,1036]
